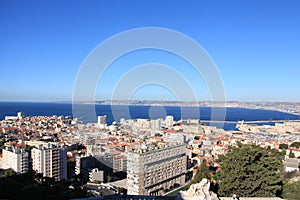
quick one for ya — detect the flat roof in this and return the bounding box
[109,179,127,189]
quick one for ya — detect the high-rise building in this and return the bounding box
[17,111,24,118]
[113,154,127,172]
[75,154,96,182]
[127,143,186,196]
[98,115,107,129]
[151,119,162,130]
[165,115,174,127]
[31,143,67,181]
[75,154,116,183]
[1,145,28,174]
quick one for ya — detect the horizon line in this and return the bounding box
[0,100,299,103]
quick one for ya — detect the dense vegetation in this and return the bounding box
[279,142,300,150]
[279,143,289,150]
[189,162,210,186]
[0,171,87,200]
[215,143,283,197]
[282,180,300,200]
[290,142,300,148]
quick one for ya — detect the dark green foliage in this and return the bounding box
[190,162,210,185]
[290,142,300,148]
[269,148,286,158]
[279,143,289,149]
[289,150,295,158]
[0,172,87,199]
[0,138,6,154]
[0,168,16,178]
[282,181,300,200]
[24,145,34,154]
[215,143,283,197]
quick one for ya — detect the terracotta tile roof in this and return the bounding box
[103,144,117,149]
[163,129,175,133]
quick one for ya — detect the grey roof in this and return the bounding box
[286,158,299,168]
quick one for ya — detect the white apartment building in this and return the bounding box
[165,116,174,127]
[98,115,107,129]
[31,143,67,181]
[150,119,162,130]
[127,143,186,196]
[113,154,127,172]
[1,145,28,174]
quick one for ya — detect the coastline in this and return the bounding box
[69,100,300,117]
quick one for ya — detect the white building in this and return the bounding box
[31,143,67,181]
[17,111,24,118]
[98,115,107,129]
[165,116,174,127]
[285,158,299,172]
[113,154,127,172]
[120,118,126,125]
[151,119,162,130]
[89,168,104,183]
[4,111,24,120]
[1,146,28,174]
[187,119,199,125]
[127,143,186,196]
[163,133,186,144]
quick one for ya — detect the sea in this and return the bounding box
[0,102,299,131]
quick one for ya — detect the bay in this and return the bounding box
[0,102,299,130]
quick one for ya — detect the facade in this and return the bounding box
[75,154,93,180]
[285,158,299,172]
[127,143,186,196]
[150,119,162,130]
[31,143,67,181]
[98,115,107,129]
[75,154,101,183]
[81,135,96,146]
[89,168,104,182]
[165,116,174,127]
[1,145,28,174]
[113,154,127,172]
[163,133,186,144]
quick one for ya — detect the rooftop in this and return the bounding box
[127,143,185,154]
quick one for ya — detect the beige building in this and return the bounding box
[1,145,28,174]
[31,143,67,181]
[89,168,104,182]
[127,143,186,196]
[113,154,127,172]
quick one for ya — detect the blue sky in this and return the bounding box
[0,0,299,102]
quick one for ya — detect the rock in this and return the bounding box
[177,178,219,200]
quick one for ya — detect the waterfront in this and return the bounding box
[1,108,299,198]
[0,102,299,131]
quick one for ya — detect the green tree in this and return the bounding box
[0,168,15,178]
[0,139,6,154]
[215,143,283,197]
[279,143,289,150]
[190,162,210,185]
[289,150,295,158]
[0,172,87,199]
[290,142,300,148]
[282,181,300,200]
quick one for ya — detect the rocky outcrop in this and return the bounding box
[177,178,219,200]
